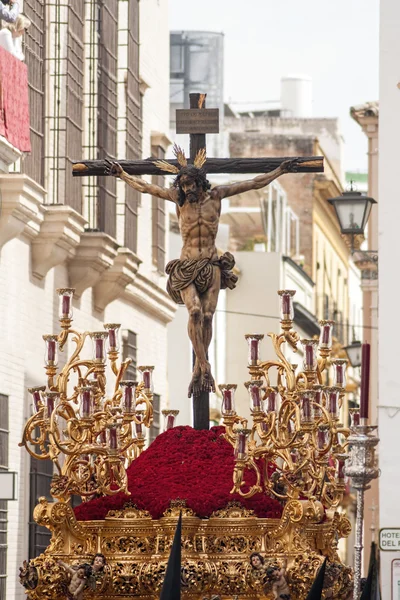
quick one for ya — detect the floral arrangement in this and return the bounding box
[74,426,283,521]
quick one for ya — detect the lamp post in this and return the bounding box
[344,340,362,368]
[328,187,378,277]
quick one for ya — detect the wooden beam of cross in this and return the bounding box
[72,93,323,178]
[71,93,324,432]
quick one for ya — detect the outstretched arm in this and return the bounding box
[58,560,76,576]
[212,159,298,200]
[105,160,178,203]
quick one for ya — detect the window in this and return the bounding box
[323,294,330,320]
[152,146,166,272]
[124,0,141,253]
[23,0,45,186]
[122,330,137,381]
[0,395,9,598]
[149,394,161,444]
[28,456,53,558]
[97,0,118,239]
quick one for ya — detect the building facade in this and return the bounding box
[378,0,400,595]
[0,1,173,598]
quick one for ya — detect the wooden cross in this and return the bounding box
[72,92,324,431]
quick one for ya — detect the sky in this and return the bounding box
[169,0,379,173]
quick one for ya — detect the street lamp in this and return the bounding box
[344,340,362,368]
[328,187,378,280]
[328,190,377,237]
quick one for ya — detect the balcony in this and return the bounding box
[0,45,31,170]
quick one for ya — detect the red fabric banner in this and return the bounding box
[0,45,31,152]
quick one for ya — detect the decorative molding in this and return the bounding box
[0,135,22,172]
[68,231,119,298]
[151,131,172,153]
[31,205,87,279]
[93,247,142,312]
[124,271,177,324]
[0,174,45,249]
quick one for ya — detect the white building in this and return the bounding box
[0,1,173,598]
[378,0,400,596]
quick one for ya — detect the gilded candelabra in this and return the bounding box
[19,288,155,501]
[220,290,351,511]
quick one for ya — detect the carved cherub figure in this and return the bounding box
[87,553,106,590]
[58,560,91,599]
[266,559,291,600]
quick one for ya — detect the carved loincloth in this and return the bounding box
[166,252,238,305]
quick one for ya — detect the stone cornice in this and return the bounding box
[93,247,142,312]
[68,231,119,298]
[0,174,45,249]
[150,131,172,153]
[0,135,22,172]
[31,204,87,279]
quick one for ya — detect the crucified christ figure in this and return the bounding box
[105,147,297,397]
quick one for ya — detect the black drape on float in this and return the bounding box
[305,558,327,600]
[159,512,182,600]
[360,541,381,600]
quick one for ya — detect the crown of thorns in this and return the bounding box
[153,143,206,174]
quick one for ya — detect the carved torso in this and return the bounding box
[177,190,221,261]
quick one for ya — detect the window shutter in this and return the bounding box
[122,330,137,381]
[124,0,141,252]
[64,0,85,212]
[23,0,46,186]
[97,0,118,238]
[28,456,53,558]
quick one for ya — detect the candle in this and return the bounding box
[56,288,74,320]
[302,396,311,421]
[43,335,59,366]
[267,391,276,413]
[62,295,70,317]
[318,430,326,449]
[319,321,334,349]
[321,325,330,344]
[121,382,137,413]
[29,387,45,412]
[278,290,295,320]
[313,387,323,419]
[135,420,144,439]
[81,388,92,417]
[247,382,262,411]
[328,389,338,417]
[166,414,175,430]
[95,338,104,360]
[224,389,232,412]
[251,339,258,361]
[360,343,371,419]
[352,411,360,427]
[235,431,247,458]
[337,459,345,480]
[46,393,57,418]
[139,367,154,391]
[306,345,314,367]
[109,428,118,449]
[108,329,117,349]
[104,324,120,352]
[332,359,347,389]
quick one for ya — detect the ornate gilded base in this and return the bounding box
[20,498,353,599]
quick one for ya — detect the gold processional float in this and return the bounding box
[18,287,373,599]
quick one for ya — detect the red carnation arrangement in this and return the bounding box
[74,426,283,521]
